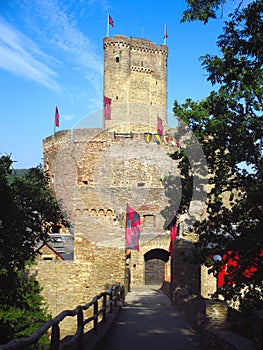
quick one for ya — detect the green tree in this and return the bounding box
[171,0,262,311]
[0,156,68,344]
[182,0,227,23]
[181,0,254,24]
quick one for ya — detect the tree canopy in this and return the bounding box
[0,156,68,344]
[171,0,262,310]
[181,0,253,23]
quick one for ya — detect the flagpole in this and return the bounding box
[164,24,167,45]
[125,202,128,253]
[125,202,129,293]
[54,108,56,135]
[104,100,106,129]
[107,13,110,37]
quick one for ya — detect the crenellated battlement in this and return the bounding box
[44,129,71,142]
[43,128,107,151]
[43,130,71,156]
[43,127,178,151]
[103,35,168,56]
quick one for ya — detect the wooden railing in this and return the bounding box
[0,284,125,350]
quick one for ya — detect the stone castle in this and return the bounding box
[34,35,213,335]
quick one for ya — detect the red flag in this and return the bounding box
[169,224,177,255]
[125,205,141,251]
[54,106,60,127]
[104,96,112,120]
[157,116,164,136]
[109,14,114,27]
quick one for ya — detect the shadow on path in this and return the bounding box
[96,285,203,350]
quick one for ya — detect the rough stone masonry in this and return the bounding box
[35,35,209,336]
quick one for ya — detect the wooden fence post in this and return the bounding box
[77,308,84,347]
[103,293,107,322]
[0,283,124,349]
[50,324,60,350]
[114,288,118,307]
[94,299,98,333]
[109,291,113,313]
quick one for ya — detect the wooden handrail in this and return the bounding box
[0,284,125,350]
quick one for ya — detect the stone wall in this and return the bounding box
[43,128,181,253]
[171,239,201,298]
[171,293,256,350]
[203,328,255,350]
[32,237,173,335]
[32,246,125,337]
[43,129,180,223]
[201,264,217,298]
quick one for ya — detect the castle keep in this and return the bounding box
[103,36,168,132]
[36,35,211,336]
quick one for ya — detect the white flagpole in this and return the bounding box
[107,13,110,37]
[164,24,167,45]
[53,107,55,135]
[125,202,128,253]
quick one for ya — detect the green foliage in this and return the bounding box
[0,158,68,272]
[0,156,68,344]
[0,269,51,346]
[170,0,263,311]
[181,0,227,23]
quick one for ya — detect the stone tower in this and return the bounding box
[40,35,194,335]
[42,35,178,271]
[103,36,168,132]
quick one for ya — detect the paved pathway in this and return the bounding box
[97,285,203,350]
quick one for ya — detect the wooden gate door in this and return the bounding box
[145,259,165,285]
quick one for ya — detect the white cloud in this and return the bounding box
[24,0,104,95]
[0,17,61,92]
[0,0,104,97]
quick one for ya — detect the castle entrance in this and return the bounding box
[144,249,170,285]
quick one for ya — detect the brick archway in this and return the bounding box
[144,248,170,285]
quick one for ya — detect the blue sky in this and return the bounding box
[0,0,245,168]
